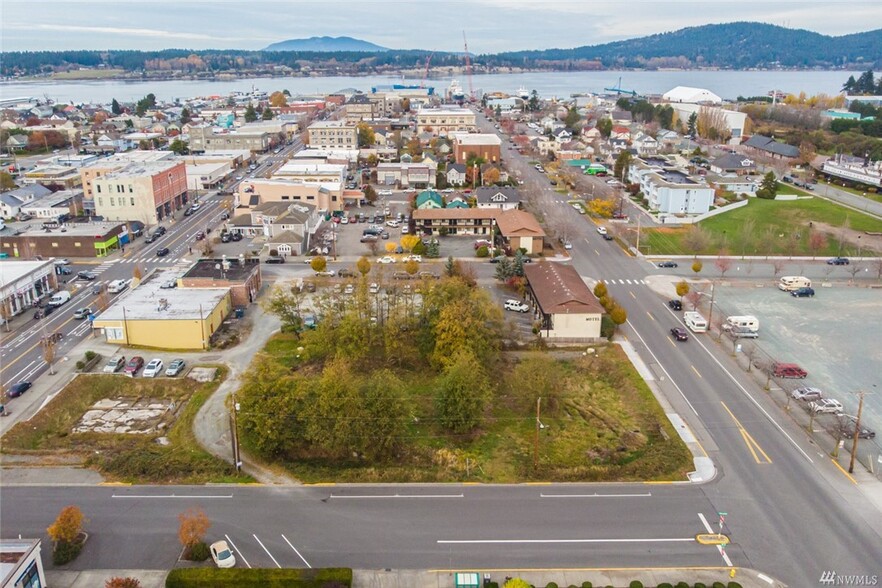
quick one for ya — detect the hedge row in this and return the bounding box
[165,568,352,588]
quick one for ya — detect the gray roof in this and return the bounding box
[711,153,756,170]
[1,184,52,205]
[448,163,467,174]
[475,186,521,204]
[743,135,800,158]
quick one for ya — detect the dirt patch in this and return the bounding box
[810,221,882,253]
[74,397,181,434]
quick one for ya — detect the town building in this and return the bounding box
[91,274,232,350]
[180,257,262,308]
[235,178,346,212]
[20,165,83,191]
[79,151,175,207]
[452,133,502,164]
[743,134,800,160]
[274,162,347,184]
[376,161,437,188]
[495,208,545,254]
[524,262,603,340]
[90,161,188,224]
[474,186,521,210]
[0,185,53,219]
[188,125,274,153]
[0,538,47,588]
[343,93,375,121]
[662,86,723,104]
[0,260,59,318]
[415,106,476,135]
[412,208,498,235]
[667,103,747,146]
[1,221,129,259]
[709,154,757,175]
[628,158,715,215]
[20,189,82,219]
[307,120,358,149]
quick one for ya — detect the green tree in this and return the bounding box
[476,245,490,258]
[111,98,122,115]
[597,117,613,138]
[356,256,371,276]
[436,352,492,433]
[261,107,274,120]
[444,255,456,277]
[609,305,628,325]
[528,90,540,112]
[244,103,258,123]
[310,256,327,273]
[687,112,698,137]
[494,257,514,280]
[564,106,580,130]
[512,250,526,277]
[135,93,156,117]
[0,171,16,191]
[430,287,501,369]
[412,240,426,255]
[613,150,632,181]
[180,107,191,124]
[357,122,376,147]
[425,239,440,258]
[263,284,305,333]
[168,138,187,155]
[759,171,779,197]
[363,184,378,203]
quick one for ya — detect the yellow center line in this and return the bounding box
[1,314,80,380]
[721,401,772,464]
[830,458,857,484]
[691,365,702,378]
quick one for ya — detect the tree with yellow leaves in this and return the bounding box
[269,91,287,107]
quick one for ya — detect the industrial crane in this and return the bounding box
[463,31,475,102]
[420,53,433,89]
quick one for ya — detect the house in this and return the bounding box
[446,163,467,186]
[611,110,633,125]
[524,262,603,340]
[495,208,545,254]
[480,163,508,184]
[20,189,81,219]
[743,134,800,160]
[610,125,631,140]
[475,186,521,210]
[552,128,573,143]
[632,132,658,156]
[710,154,757,175]
[415,189,443,209]
[445,198,469,209]
[0,185,52,218]
[5,134,27,150]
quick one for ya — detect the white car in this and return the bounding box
[340,216,349,224]
[210,540,236,569]
[596,226,608,235]
[809,398,844,414]
[564,242,573,250]
[504,299,529,313]
[53,258,71,266]
[142,358,163,378]
[235,175,243,181]
[369,283,380,294]
[386,220,400,228]
[377,256,395,264]
[606,179,620,185]
[378,189,393,196]
[791,387,823,401]
[315,270,336,277]
[403,254,422,263]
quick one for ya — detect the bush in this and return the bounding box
[546,583,559,588]
[728,583,743,588]
[185,541,210,561]
[630,582,644,588]
[106,578,142,588]
[712,584,726,588]
[600,314,616,339]
[676,583,690,588]
[84,351,96,361]
[76,361,85,370]
[164,567,353,588]
[476,245,490,257]
[581,583,593,588]
[694,584,707,588]
[657,584,672,588]
[52,539,82,565]
[755,188,775,199]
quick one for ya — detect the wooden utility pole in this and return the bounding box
[534,397,541,470]
[231,392,241,473]
[848,390,867,474]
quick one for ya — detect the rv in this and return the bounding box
[778,276,811,292]
[723,315,759,333]
[683,311,708,333]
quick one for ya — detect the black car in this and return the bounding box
[156,247,170,257]
[264,256,285,264]
[230,232,243,242]
[183,207,193,217]
[8,381,32,398]
[144,234,157,244]
[670,327,689,341]
[155,226,167,236]
[668,299,683,311]
[221,233,231,243]
[77,271,97,281]
[826,257,849,266]
[792,287,815,298]
[657,261,679,268]
[34,305,55,319]
[602,233,614,241]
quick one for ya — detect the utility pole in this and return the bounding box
[636,215,642,253]
[707,280,717,331]
[848,389,868,474]
[231,392,242,473]
[534,397,541,469]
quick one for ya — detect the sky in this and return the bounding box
[2,0,881,53]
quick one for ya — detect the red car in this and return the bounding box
[124,356,144,377]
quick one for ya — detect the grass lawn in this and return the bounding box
[643,196,882,256]
[1,368,251,484]
[242,336,692,483]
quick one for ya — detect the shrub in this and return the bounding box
[476,245,490,257]
[711,584,726,588]
[694,583,707,588]
[185,541,210,562]
[630,582,644,588]
[84,351,96,361]
[727,583,743,588]
[546,583,558,588]
[676,583,690,588]
[581,583,593,588]
[756,188,775,199]
[600,315,616,339]
[164,568,353,588]
[106,578,142,588]
[76,361,85,370]
[657,584,673,588]
[52,539,82,565]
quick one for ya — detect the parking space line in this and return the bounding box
[253,533,281,568]
[282,533,312,568]
[224,534,250,568]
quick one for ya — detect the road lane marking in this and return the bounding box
[720,402,772,464]
[252,534,280,568]
[630,291,636,299]
[281,533,312,568]
[691,365,703,379]
[540,492,652,498]
[225,534,250,569]
[112,493,233,498]
[328,493,464,499]
[627,322,699,416]
[698,513,733,566]
[646,311,655,322]
[438,538,695,544]
[6,360,37,383]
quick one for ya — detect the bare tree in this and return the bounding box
[846,262,862,282]
[771,259,786,278]
[682,226,711,257]
[737,218,756,258]
[685,291,702,311]
[41,338,57,375]
[808,230,827,260]
[714,254,733,279]
[742,342,759,373]
[0,302,10,333]
[872,256,882,280]
[837,215,851,255]
[744,258,755,276]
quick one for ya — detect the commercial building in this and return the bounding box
[185,162,232,191]
[274,162,347,184]
[412,208,498,235]
[667,103,747,146]
[0,221,129,259]
[452,133,502,164]
[628,158,715,215]
[180,257,262,308]
[307,120,358,148]
[236,178,346,212]
[0,538,47,588]
[188,125,274,153]
[495,208,545,254]
[376,161,437,188]
[524,262,603,340]
[662,86,722,104]
[90,161,188,224]
[92,274,232,350]
[0,260,59,318]
[79,151,175,206]
[21,165,82,191]
[743,134,800,159]
[19,189,82,219]
[0,185,53,218]
[343,93,375,121]
[416,106,477,135]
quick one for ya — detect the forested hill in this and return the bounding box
[494,23,882,69]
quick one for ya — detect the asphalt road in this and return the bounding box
[3,114,882,584]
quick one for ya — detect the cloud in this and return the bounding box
[13,23,242,41]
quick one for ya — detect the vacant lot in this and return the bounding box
[643,197,882,256]
[1,369,250,484]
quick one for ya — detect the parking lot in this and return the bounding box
[711,284,882,446]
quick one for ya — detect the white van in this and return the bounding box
[778,276,811,292]
[47,291,71,306]
[107,279,128,294]
[683,311,708,333]
[723,315,759,333]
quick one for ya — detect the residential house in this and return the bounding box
[445,198,469,209]
[632,132,658,156]
[610,125,631,140]
[611,110,633,125]
[524,262,603,340]
[710,154,757,175]
[743,134,800,160]
[495,208,545,254]
[582,127,602,142]
[480,163,508,183]
[446,163,467,186]
[0,185,52,218]
[415,189,443,209]
[475,186,521,210]
[5,134,27,150]
[20,189,82,219]
[553,128,573,143]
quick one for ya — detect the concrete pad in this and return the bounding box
[0,466,105,485]
[92,399,121,409]
[188,367,217,382]
[46,570,167,588]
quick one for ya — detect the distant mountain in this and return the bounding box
[493,22,882,69]
[264,36,389,52]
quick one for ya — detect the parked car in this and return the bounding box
[160,279,177,289]
[657,261,679,268]
[264,256,285,264]
[338,268,356,278]
[504,299,529,313]
[403,254,422,263]
[8,381,32,398]
[344,284,355,295]
[230,232,243,242]
[360,234,379,243]
[826,257,850,265]
[33,305,55,320]
[77,271,97,281]
[156,247,170,257]
[154,226,167,236]
[221,233,231,243]
[369,283,380,294]
[53,258,70,266]
[839,415,876,439]
[73,307,93,320]
[791,387,824,401]
[771,362,808,379]
[165,359,186,377]
[124,356,145,377]
[809,398,843,414]
[791,287,815,298]
[314,270,335,277]
[596,226,608,235]
[489,256,506,264]
[209,540,236,569]
[194,231,205,241]
[668,299,683,311]
[670,327,689,341]
[47,291,71,306]
[183,208,193,217]
[377,256,395,264]
[103,356,126,373]
[142,358,164,378]
[302,313,317,329]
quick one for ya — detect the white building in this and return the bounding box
[667,103,747,146]
[628,158,715,215]
[0,260,58,317]
[1,539,47,588]
[524,262,603,340]
[663,86,722,104]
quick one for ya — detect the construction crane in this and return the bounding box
[462,31,475,102]
[420,53,434,89]
[603,76,637,97]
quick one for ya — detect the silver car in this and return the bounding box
[791,387,823,401]
[809,398,843,414]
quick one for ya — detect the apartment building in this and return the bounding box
[79,151,175,206]
[91,161,188,224]
[628,158,714,215]
[343,94,374,122]
[452,133,502,164]
[307,120,358,148]
[416,106,476,135]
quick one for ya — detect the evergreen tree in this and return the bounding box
[261,107,274,120]
[180,107,191,124]
[244,104,257,123]
[111,98,121,115]
[687,112,698,137]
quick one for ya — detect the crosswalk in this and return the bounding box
[593,278,648,286]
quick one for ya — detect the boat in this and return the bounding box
[448,80,466,102]
[517,86,529,100]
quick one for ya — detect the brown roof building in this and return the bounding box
[523,262,603,340]
[180,257,262,307]
[495,209,545,254]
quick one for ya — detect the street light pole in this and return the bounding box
[848,389,869,474]
[534,397,542,470]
